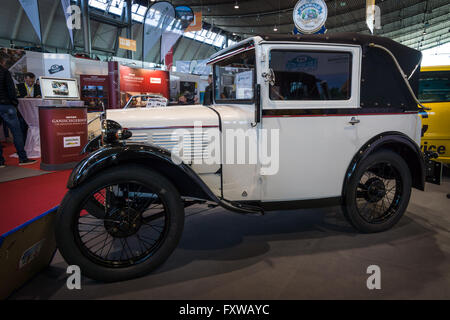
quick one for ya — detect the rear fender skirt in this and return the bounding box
[342,132,426,200]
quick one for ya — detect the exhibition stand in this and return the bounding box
[39,105,87,171]
[17,98,57,158]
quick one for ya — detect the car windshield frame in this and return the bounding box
[213,47,256,105]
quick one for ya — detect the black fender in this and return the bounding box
[68,142,260,214]
[68,143,218,200]
[342,132,426,201]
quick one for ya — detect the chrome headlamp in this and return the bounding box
[82,120,133,155]
[101,119,133,144]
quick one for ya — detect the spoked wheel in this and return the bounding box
[55,165,184,282]
[342,150,412,233]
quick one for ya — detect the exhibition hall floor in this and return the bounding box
[9,176,450,300]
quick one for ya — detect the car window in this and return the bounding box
[214,49,255,103]
[419,71,450,103]
[269,50,352,101]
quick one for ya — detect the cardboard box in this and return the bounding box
[0,208,57,299]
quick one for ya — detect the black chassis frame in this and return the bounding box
[68,132,434,215]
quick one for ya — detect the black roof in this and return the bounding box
[211,33,422,111]
[261,32,422,78]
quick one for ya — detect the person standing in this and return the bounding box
[17,72,41,98]
[203,75,213,106]
[0,54,36,167]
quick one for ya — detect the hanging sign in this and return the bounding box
[161,6,194,63]
[185,11,202,32]
[119,37,137,51]
[142,1,175,61]
[18,0,42,41]
[293,0,328,34]
[60,0,74,45]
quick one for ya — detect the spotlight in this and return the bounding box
[274,26,278,32]
[234,1,239,9]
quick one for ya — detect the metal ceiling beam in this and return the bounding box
[12,8,24,40]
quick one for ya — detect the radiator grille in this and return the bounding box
[152,131,209,163]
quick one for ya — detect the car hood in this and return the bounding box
[106,105,219,129]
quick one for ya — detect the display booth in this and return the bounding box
[38,77,87,171]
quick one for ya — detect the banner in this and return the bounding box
[19,0,42,42]
[119,65,170,99]
[142,1,175,61]
[176,60,211,75]
[119,37,137,51]
[43,53,71,78]
[60,0,74,45]
[161,6,194,63]
[366,0,376,34]
[185,11,202,33]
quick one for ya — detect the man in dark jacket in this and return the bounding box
[0,53,36,167]
[203,75,213,106]
[17,72,41,98]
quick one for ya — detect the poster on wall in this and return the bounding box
[235,70,254,100]
[0,48,27,84]
[40,77,79,100]
[43,53,71,78]
[80,75,109,110]
[119,65,170,107]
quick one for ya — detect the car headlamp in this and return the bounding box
[101,119,133,144]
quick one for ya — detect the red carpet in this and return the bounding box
[1,142,70,235]
[0,170,71,235]
[0,142,73,235]
[1,142,41,171]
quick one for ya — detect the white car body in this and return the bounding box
[107,35,423,204]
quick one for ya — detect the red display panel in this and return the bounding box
[80,75,109,110]
[119,66,170,99]
[39,107,88,169]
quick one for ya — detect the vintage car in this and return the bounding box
[55,33,442,282]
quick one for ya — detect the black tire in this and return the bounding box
[55,165,184,282]
[342,150,412,233]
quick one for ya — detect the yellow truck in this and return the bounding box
[419,65,450,166]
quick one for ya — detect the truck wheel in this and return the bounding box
[55,165,184,282]
[342,150,412,233]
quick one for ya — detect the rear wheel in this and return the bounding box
[55,165,184,282]
[342,150,412,233]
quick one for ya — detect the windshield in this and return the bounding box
[214,49,255,103]
[419,71,450,103]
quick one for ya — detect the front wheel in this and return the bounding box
[55,165,184,282]
[342,150,412,233]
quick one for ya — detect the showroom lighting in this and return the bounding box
[273,26,278,32]
[234,1,239,9]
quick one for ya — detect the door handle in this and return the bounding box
[349,117,360,125]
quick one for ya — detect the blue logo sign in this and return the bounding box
[293,0,328,34]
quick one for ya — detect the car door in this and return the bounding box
[259,42,362,202]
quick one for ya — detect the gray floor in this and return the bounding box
[10,178,450,300]
[0,166,50,183]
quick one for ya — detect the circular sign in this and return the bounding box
[293,0,328,34]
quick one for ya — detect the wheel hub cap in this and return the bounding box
[104,207,142,238]
[365,178,386,203]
